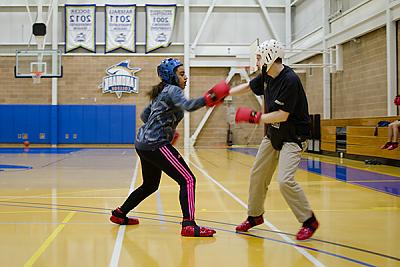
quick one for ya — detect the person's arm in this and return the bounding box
[235,108,289,124]
[170,81,230,111]
[140,104,151,123]
[169,86,206,112]
[229,82,251,96]
[232,74,264,96]
[259,110,289,124]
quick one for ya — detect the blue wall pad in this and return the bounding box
[58,105,136,144]
[0,104,136,144]
[0,105,51,144]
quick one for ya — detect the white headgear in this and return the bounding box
[256,39,284,71]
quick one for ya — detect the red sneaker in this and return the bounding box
[181,220,216,237]
[235,215,264,232]
[387,142,398,150]
[296,214,319,241]
[381,142,392,149]
[110,207,139,225]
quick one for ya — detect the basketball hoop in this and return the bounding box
[32,71,43,84]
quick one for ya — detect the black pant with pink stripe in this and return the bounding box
[120,144,196,221]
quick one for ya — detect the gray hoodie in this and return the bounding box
[135,84,205,150]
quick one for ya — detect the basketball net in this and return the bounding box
[32,71,43,84]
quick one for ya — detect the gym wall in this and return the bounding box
[331,27,387,118]
[0,54,263,146]
[301,25,399,119]
[300,55,323,115]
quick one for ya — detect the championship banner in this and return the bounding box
[65,4,96,53]
[145,4,176,53]
[105,5,136,53]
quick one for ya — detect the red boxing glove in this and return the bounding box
[394,95,400,106]
[204,80,230,107]
[235,107,262,124]
[171,132,180,145]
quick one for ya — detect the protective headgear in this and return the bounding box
[256,39,284,71]
[157,58,183,85]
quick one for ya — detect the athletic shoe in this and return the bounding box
[235,215,264,232]
[381,142,392,149]
[296,213,319,241]
[181,220,216,237]
[387,142,398,150]
[110,207,139,225]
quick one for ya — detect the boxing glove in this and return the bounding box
[235,107,261,124]
[204,80,230,107]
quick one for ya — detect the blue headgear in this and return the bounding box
[157,58,183,85]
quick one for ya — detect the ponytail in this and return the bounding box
[148,82,166,100]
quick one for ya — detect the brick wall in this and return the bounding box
[0,56,52,104]
[189,69,263,147]
[298,27,392,119]
[298,55,324,115]
[331,27,387,118]
[58,56,169,137]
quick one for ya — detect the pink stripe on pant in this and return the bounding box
[159,146,195,220]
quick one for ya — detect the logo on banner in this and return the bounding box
[99,60,141,98]
[75,32,87,42]
[115,33,126,43]
[155,33,167,42]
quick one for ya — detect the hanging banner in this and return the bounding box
[105,5,136,53]
[65,4,96,53]
[145,4,176,53]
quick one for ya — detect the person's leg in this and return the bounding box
[120,150,162,212]
[381,123,394,149]
[388,121,400,150]
[110,149,162,225]
[157,144,215,237]
[236,137,278,232]
[393,122,399,141]
[248,138,279,216]
[277,142,318,240]
[388,123,394,142]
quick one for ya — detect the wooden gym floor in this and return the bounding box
[0,147,399,267]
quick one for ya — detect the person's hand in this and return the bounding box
[171,132,180,145]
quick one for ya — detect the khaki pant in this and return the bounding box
[247,136,312,223]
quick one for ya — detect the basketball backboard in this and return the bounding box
[15,49,62,79]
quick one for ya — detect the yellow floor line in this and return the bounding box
[23,212,75,267]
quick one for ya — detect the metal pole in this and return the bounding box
[322,0,331,119]
[386,0,397,116]
[51,0,58,147]
[184,0,191,148]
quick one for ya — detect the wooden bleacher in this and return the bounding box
[321,116,400,160]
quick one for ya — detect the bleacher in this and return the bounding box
[321,116,400,161]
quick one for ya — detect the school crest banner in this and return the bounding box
[145,5,176,53]
[65,4,96,53]
[105,5,136,53]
